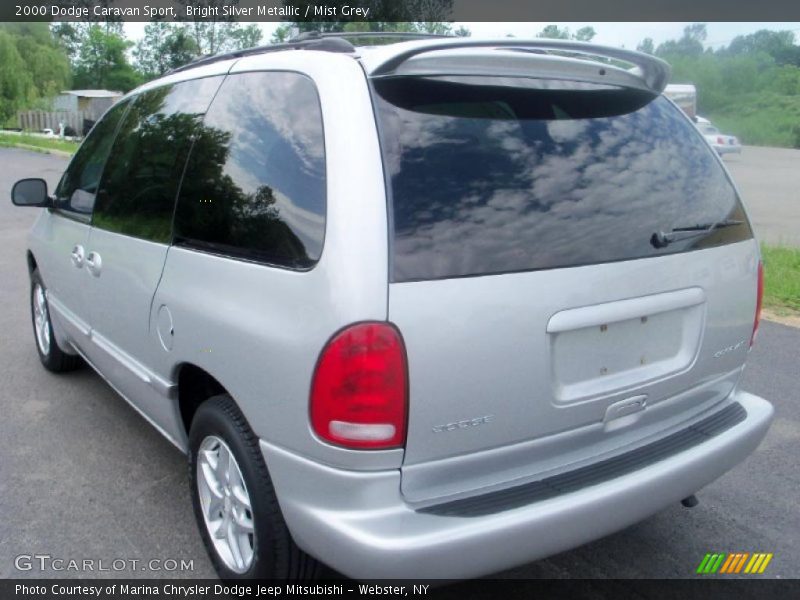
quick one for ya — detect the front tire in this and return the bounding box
[30,269,81,373]
[189,394,320,580]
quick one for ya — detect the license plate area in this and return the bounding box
[547,288,706,404]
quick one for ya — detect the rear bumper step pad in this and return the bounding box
[419,402,746,517]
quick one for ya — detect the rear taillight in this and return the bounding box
[717,136,725,145]
[750,261,764,347]
[310,322,407,449]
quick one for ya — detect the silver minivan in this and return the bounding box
[12,36,773,580]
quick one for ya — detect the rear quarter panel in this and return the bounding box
[150,52,398,468]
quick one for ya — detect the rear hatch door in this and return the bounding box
[371,70,758,500]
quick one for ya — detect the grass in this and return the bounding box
[761,244,800,315]
[707,93,800,149]
[0,132,78,155]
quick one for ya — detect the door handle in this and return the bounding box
[85,251,102,277]
[70,244,84,268]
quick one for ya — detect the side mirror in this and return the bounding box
[11,178,50,207]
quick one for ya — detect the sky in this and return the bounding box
[124,21,800,50]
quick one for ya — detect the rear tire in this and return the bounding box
[189,394,321,580]
[30,269,81,373]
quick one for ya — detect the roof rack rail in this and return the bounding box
[296,31,453,42]
[166,32,453,77]
[167,36,356,75]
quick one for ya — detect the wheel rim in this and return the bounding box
[197,435,255,573]
[32,283,51,356]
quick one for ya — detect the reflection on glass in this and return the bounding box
[54,99,130,214]
[374,78,751,282]
[174,72,326,269]
[92,76,225,242]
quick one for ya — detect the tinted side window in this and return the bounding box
[92,76,224,243]
[53,99,130,215]
[173,71,326,269]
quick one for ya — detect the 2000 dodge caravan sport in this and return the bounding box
[12,35,773,580]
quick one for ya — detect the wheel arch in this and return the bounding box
[26,250,38,275]
[175,362,230,438]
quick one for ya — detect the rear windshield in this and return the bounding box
[373,77,752,282]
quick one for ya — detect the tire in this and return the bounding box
[189,394,321,580]
[30,269,82,373]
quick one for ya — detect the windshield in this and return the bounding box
[373,76,752,282]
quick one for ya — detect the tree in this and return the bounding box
[289,0,454,32]
[537,25,570,40]
[726,29,800,66]
[52,18,131,88]
[73,25,141,91]
[231,24,263,49]
[0,23,71,101]
[176,0,264,55]
[178,20,263,55]
[283,0,460,37]
[0,31,32,123]
[271,24,294,43]
[637,38,655,54]
[573,27,596,42]
[536,25,595,42]
[134,22,199,79]
[656,23,707,57]
[273,20,469,43]
[0,24,71,121]
[52,22,87,63]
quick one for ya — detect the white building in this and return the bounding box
[52,90,124,121]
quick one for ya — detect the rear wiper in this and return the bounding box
[650,219,743,249]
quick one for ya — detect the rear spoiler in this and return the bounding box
[361,39,671,96]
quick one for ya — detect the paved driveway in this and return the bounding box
[724,146,800,247]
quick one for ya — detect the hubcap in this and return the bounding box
[196,436,255,573]
[32,283,51,356]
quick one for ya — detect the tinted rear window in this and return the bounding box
[373,77,752,282]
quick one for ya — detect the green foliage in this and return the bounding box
[761,245,800,311]
[174,0,264,56]
[536,25,595,42]
[656,23,706,57]
[0,31,32,122]
[0,24,70,122]
[573,27,596,42]
[71,25,141,91]
[273,20,470,43]
[537,25,569,40]
[643,24,800,147]
[0,133,79,154]
[725,29,800,66]
[271,24,293,43]
[134,22,199,79]
[637,38,655,54]
[708,94,800,148]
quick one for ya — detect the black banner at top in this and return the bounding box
[3,0,800,22]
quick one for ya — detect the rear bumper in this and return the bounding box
[261,390,772,580]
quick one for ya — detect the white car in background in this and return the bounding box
[696,116,742,156]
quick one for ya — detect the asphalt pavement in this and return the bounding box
[724,146,800,247]
[0,147,797,582]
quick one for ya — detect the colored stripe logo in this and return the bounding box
[696,552,773,574]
